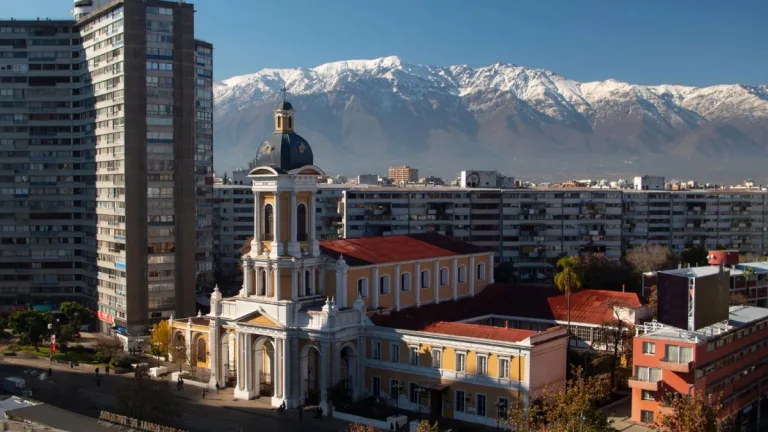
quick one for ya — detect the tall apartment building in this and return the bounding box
[193,40,214,293]
[388,165,418,184]
[0,0,211,336]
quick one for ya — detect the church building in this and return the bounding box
[170,100,568,427]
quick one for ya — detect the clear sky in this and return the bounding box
[5,0,767,86]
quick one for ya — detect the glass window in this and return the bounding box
[389,379,400,401]
[390,343,400,363]
[499,358,509,379]
[456,352,466,372]
[372,341,381,360]
[642,342,656,355]
[357,278,368,298]
[401,273,411,291]
[477,355,488,376]
[420,270,430,289]
[455,390,465,413]
[497,397,509,420]
[432,349,442,368]
[379,275,390,295]
[440,267,449,285]
[458,265,467,282]
[476,394,487,417]
[641,390,655,401]
[409,346,418,365]
[640,410,654,423]
[477,263,486,280]
[409,383,419,403]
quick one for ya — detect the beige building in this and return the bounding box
[388,166,419,184]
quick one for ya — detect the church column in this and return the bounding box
[310,192,320,256]
[282,337,291,404]
[242,261,252,297]
[433,260,440,304]
[208,322,221,389]
[451,258,458,301]
[414,262,421,307]
[255,266,262,296]
[291,338,299,403]
[244,333,253,398]
[291,269,298,300]
[288,191,300,257]
[252,192,262,255]
[469,255,476,296]
[372,266,380,309]
[271,192,282,258]
[319,267,326,295]
[236,333,245,392]
[394,264,401,311]
[274,339,283,399]
[273,265,281,300]
[489,253,495,283]
[310,266,317,295]
[319,341,329,413]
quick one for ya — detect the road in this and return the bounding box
[0,354,350,432]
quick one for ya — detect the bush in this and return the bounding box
[93,351,111,364]
[110,356,133,369]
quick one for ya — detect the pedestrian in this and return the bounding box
[105,365,110,376]
[177,377,182,391]
[180,377,184,389]
[201,388,206,400]
[298,404,303,422]
[215,382,220,394]
[95,366,99,377]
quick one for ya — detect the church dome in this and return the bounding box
[253,132,313,173]
[275,100,293,111]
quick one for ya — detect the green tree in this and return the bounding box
[653,392,728,432]
[8,310,52,351]
[577,253,636,292]
[679,245,708,267]
[554,256,582,340]
[60,301,90,330]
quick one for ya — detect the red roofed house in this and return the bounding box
[168,101,571,428]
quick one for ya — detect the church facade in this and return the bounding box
[170,100,568,426]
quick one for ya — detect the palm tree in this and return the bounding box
[554,256,582,341]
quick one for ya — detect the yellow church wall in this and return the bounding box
[398,263,415,307]
[511,355,525,382]
[375,265,395,309]
[347,267,370,307]
[438,259,453,300]
[324,270,337,300]
[418,264,435,304]
[455,256,470,297]
[277,192,290,244]
[279,268,292,300]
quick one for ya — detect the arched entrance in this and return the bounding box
[300,344,321,405]
[339,344,358,400]
[172,332,186,362]
[220,332,236,387]
[253,337,276,397]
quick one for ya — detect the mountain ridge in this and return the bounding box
[213,56,768,181]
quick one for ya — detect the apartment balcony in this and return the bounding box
[628,377,661,391]
[657,404,674,416]
[658,359,693,373]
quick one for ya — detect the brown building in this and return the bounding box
[388,165,419,184]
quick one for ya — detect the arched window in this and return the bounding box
[477,263,486,281]
[258,269,266,296]
[357,278,368,298]
[305,270,311,296]
[379,275,390,295]
[263,204,274,240]
[401,272,411,292]
[288,116,293,129]
[277,116,282,129]
[458,265,467,283]
[420,270,430,289]
[197,338,206,363]
[297,203,307,241]
[440,267,449,286]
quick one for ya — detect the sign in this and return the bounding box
[98,311,114,324]
[99,411,187,432]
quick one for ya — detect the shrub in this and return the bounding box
[93,351,111,364]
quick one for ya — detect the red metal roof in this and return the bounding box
[422,321,537,343]
[320,233,488,266]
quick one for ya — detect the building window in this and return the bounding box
[641,390,655,401]
[379,275,390,295]
[476,394,487,417]
[432,349,442,368]
[574,326,593,342]
[263,204,274,240]
[499,358,509,379]
[497,397,509,420]
[440,267,449,286]
[296,203,307,241]
[372,376,381,398]
[420,270,430,289]
[288,116,293,129]
[455,390,465,413]
[357,278,369,298]
[372,341,381,360]
[635,366,661,382]
[456,352,466,372]
[277,117,282,129]
[458,265,467,283]
[409,383,419,404]
[640,410,654,423]
[409,346,418,365]
[642,342,656,355]
[390,343,400,363]
[477,355,488,376]
[390,379,400,401]
[401,272,411,291]
[477,262,486,280]
[664,345,693,363]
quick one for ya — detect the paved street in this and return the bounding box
[0,354,351,432]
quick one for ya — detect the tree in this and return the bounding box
[576,253,636,292]
[625,245,675,274]
[415,420,440,432]
[345,424,377,432]
[505,366,615,432]
[593,307,634,391]
[554,256,582,340]
[117,364,182,425]
[59,301,91,330]
[171,340,187,373]
[186,342,198,378]
[653,392,726,432]
[149,319,172,356]
[8,310,51,351]
[648,284,658,318]
[679,245,708,268]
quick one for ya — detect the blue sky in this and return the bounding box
[6,0,767,86]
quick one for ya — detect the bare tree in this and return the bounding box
[187,341,198,378]
[593,306,635,391]
[625,245,675,274]
[117,365,182,425]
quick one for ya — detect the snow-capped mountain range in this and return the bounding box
[213,56,768,180]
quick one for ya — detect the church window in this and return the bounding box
[297,203,307,241]
[287,116,292,129]
[420,270,430,289]
[379,275,390,295]
[357,278,368,298]
[263,204,274,240]
[277,116,282,129]
[401,272,411,292]
[305,270,312,296]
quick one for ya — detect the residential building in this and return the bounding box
[631,306,768,429]
[171,99,569,428]
[460,170,514,189]
[388,165,418,184]
[0,0,211,336]
[634,175,666,191]
[357,174,379,186]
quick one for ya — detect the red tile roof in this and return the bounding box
[370,284,644,330]
[422,321,537,343]
[320,232,488,266]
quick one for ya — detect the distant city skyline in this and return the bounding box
[4,0,767,86]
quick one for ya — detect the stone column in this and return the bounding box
[394,264,401,311]
[252,192,262,255]
[244,334,253,398]
[291,338,299,403]
[236,333,245,391]
[282,337,291,405]
[433,260,440,304]
[371,266,380,309]
[271,192,282,258]
[451,258,458,301]
[243,261,252,297]
[310,192,320,256]
[310,266,316,295]
[291,269,298,300]
[274,339,283,399]
[255,266,262,296]
[320,341,329,413]
[288,191,300,257]
[319,267,326,295]
[469,255,476,296]
[488,253,495,283]
[273,265,281,300]
[414,262,421,307]
[336,266,348,308]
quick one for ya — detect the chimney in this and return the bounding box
[505,320,509,329]
[622,284,626,293]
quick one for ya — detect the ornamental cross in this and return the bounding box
[280,85,288,102]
